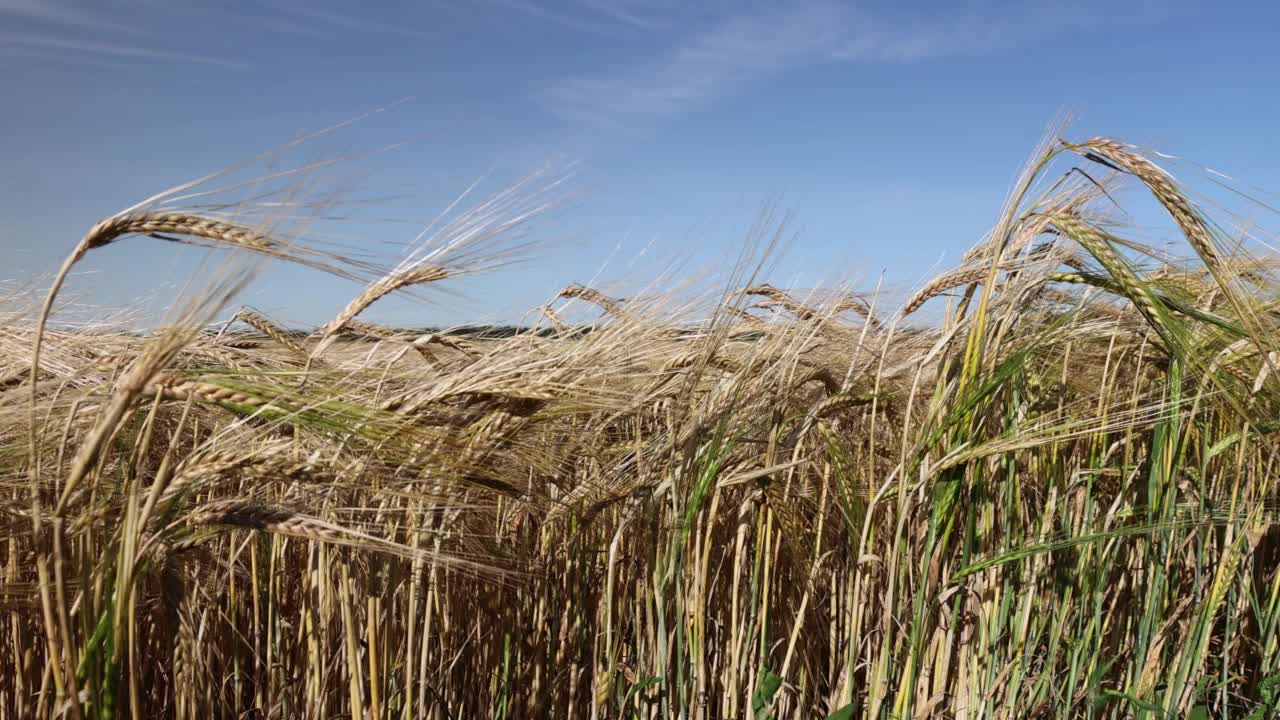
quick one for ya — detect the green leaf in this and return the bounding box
[752,669,783,720]
[1247,673,1280,719]
[1099,689,1164,716]
[825,702,855,720]
[617,677,661,716]
[1261,672,1280,703]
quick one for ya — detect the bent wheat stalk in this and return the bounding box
[311,265,451,357]
[25,212,296,711]
[557,283,628,320]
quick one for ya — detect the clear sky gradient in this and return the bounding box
[4,0,1280,327]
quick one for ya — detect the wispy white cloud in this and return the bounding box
[0,43,138,70]
[574,0,670,31]
[0,0,141,35]
[271,4,434,40]
[257,17,331,40]
[485,0,629,36]
[0,28,249,68]
[0,0,247,69]
[539,0,1120,123]
[540,2,841,122]
[492,0,733,35]
[2,0,444,73]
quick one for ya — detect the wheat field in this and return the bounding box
[4,131,1280,719]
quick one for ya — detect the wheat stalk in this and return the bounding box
[310,265,451,357]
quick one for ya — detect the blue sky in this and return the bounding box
[4,0,1280,327]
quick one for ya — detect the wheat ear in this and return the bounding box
[557,284,628,319]
[235,308,312,360]
[311,266,451,357]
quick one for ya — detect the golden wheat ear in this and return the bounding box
[30,212,362,396]
[556,283,629,320]
[309,172,561,360]
[310,265,452,357]
[232,307,313,360]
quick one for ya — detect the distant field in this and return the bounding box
[6,133,1280,719]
